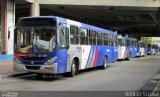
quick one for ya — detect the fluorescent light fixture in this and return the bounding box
[25,0,34,3]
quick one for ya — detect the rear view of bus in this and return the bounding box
[138,41,147,57]
[126,37,137,58]
[118,36,129,60]
[152,44,158,55]
[147,44,152,55]
[118,36,137,60]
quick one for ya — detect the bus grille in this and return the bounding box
[25,66,41,70]
[21,57,46,61]
[23,62,43,65]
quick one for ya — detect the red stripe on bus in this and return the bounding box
[93,49,99,67]
[126,49,129,58]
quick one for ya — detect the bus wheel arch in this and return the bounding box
[69,57,79,77]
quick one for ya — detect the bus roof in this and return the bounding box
[118,36,137,40]
[19,16,117,35]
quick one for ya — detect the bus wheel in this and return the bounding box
[69,60,78,77]
[101,57,108,69]
[125,53,130,60]
[125,57,129,60]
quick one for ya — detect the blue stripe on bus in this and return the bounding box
[57,50,68,73]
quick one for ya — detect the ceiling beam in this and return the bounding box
[148,12,157,22]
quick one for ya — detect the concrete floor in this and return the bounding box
[0,55,159,92]
[0,60,14,75]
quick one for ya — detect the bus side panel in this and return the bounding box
[67,45,82,72]
[82,46,113,68]
[145,48,148,55]
[140,47,145,56]
[84,46,113,68]
[130,47,137,58]
[81,45,91,69]
[57,50,68,73]
[83,46,96,69]
[126,46,130,58]
[130,47,134,57]
[118,46,126,59]
[96,46,106,66]
[94,46,113,66]
[113,46,118,61]
[106,46,114,63]
[135,47,138,57]
[68,45,115,70]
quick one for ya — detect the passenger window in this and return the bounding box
[93,31,97,45]
[97,32,103,45]
[104,33,108,46]
[70,26,79,45]
[88,30,92,45]
[113,35,117,46]
[127,40,130,46]
[109,35,113,46]
[80,28,88,45]
[118,38,122,46]
[89,30,96,45]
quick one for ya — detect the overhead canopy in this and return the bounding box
[15,0,160,37]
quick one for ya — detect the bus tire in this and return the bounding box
[125,52,130,60]
[69,59,78,77]
[125,57,129,60]
[101,57,108,69]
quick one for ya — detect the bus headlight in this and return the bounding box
[14,58,21,64]
[44,57,57,65]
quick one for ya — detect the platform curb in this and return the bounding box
[140,70,160,92]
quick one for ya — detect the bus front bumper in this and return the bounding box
[14,62,58,74]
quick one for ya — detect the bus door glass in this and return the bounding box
[57,24,69,73]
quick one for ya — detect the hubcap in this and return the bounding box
[104,58,107,68]
[72,63,76,75]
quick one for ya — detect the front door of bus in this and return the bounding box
[57,25,69,73]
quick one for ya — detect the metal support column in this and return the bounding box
[0,0,15,54]
[30,2,40,16]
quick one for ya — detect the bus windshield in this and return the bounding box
[14,27,56,54]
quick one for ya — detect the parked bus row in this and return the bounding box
[13,16,159,77]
